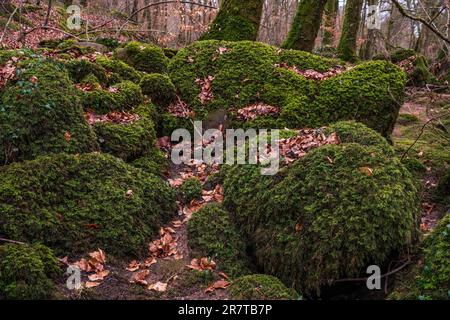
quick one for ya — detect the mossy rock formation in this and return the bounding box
[0,58,98,165]
[0,153,177,257]
[187,204,251,277]
[229,274,299,300]
[114,41,169,74]
[140,73,177,108]
[169,40,406,137]
[0,243,60,300]
[223,139,418,294]
[389,214,450,300]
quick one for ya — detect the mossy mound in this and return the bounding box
[65,59,108,85]
[114,41,169,74]
[132,149,169,177]
[95,56,142,85]
[389,214,450,300]
[179,177,203,204]
[93,107,156,162]
[0,153,177,257]
[169,40,406,136]
[0,243,60,300]
[82,81,144,113]
[229,275,299,300]
[223,143,419,294]
[436,170,450,205]
[325,121,394,155]
[140,73,176,107]
[0,58,98,165]
[187,204,251,277]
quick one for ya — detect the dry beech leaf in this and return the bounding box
[126,260,140,272]
[85,281,101,288]
[148,282,168,292]
[205,280,229,293]
[130,269,150,285]
[359,167,374,176]
[88,270,109,281]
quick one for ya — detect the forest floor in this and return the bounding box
[52,89,450,301]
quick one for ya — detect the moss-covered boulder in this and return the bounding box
[187,204,251,277]
[229,274,299,300]
[65,59,108,85]
[169,40,406,137]
[179,177,203,204]
[132,149,169,177]
[93,107,156,162]
[0,58,98,165]
[140,73,176,107]
[114,41,169,74]
[82,81,144,114]
[0,153,177,257]
[0,243,60,300]
[95,56,142,85]
[389,214,450,300]
[223,143,419,294]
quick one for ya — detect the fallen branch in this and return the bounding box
[391,0,450,45]
[18,25,81,42]
[0,1,19,44]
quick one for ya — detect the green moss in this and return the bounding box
[114,41,169,74]
[95,38,119,50]
[223,143,419,294]
[410,56,434,87]
[397,113,420,125]
[391,49,416,63]
[95,56,142,84]
[0,243,60,300]
[389,214,450,300]
[179,177,203,203]
[325,121,394,155]
[0,58,99,165]
[93,109,156,162]
[229,274,299,300]
[82,81,144,113]
[65,59,108,85]
[436,170,450,206]
[200,0,264,42]
[169,41,406,137]
[0,153,177,257]
[132,149,169,176]
[187,204,252,277]
[163,48,178,59]
[337,0,364,62]
[140,73,176,107]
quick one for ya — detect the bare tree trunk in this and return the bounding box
[338,0,364,61]
[362,0,388,59]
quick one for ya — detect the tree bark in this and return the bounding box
[362,0,388,59]
[338,0,364,61]
[322,0,338,47]
[282,0,328,52]
[200,0,264,41]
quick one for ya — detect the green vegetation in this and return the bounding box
[223,143,418,294]
[179,177,203,204]
[0,244,60,300]
[0,58,99,165]
[188,204,252,277]
[169,41,406,137]
[140,73,177,107]
[96,56,142,84]
[229,274,299,300]
[0,153,177,257]
[114,41,169,74]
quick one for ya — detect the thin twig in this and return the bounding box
[0,237,26,245]
[0,2,19,44]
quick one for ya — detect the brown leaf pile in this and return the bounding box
[167,96,195,118]
[187,257,216,271]
[397,57,415,75]
[276,63,347,81]
[85,111,140,125]
[237,103,280,121]
[195,75,214,104]
[279,130,341,164]
[0,58,18,89]
[71,249,109,288]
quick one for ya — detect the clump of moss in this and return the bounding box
[65,59,108,85]
[169,41,406,137]
[229,274,299,300]
[95,56,142,84]
[0,243,60,300]
[140,73,176,107]
[82,80,144,113]
[114,41,169,74]
[325,121,394,155]
[163,48,178,59]
[410,56,434,87]
[188,204,252,278]
[0,153,177,257]
[179,177,203,203]
[132,148,169,177]
[397,113,420,125]
[389,214,450,300]
[0,58,99,165]
[93,113,155,162]
[391,48,416,63]
[436,171,450,206]
[223,143,419,294]
[95,38,119,50]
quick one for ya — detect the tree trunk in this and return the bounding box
[282,0,328,52]
[338,0,364,61]
[362,0,388,59]
[322,0,338,47]
[200,0,264,41]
